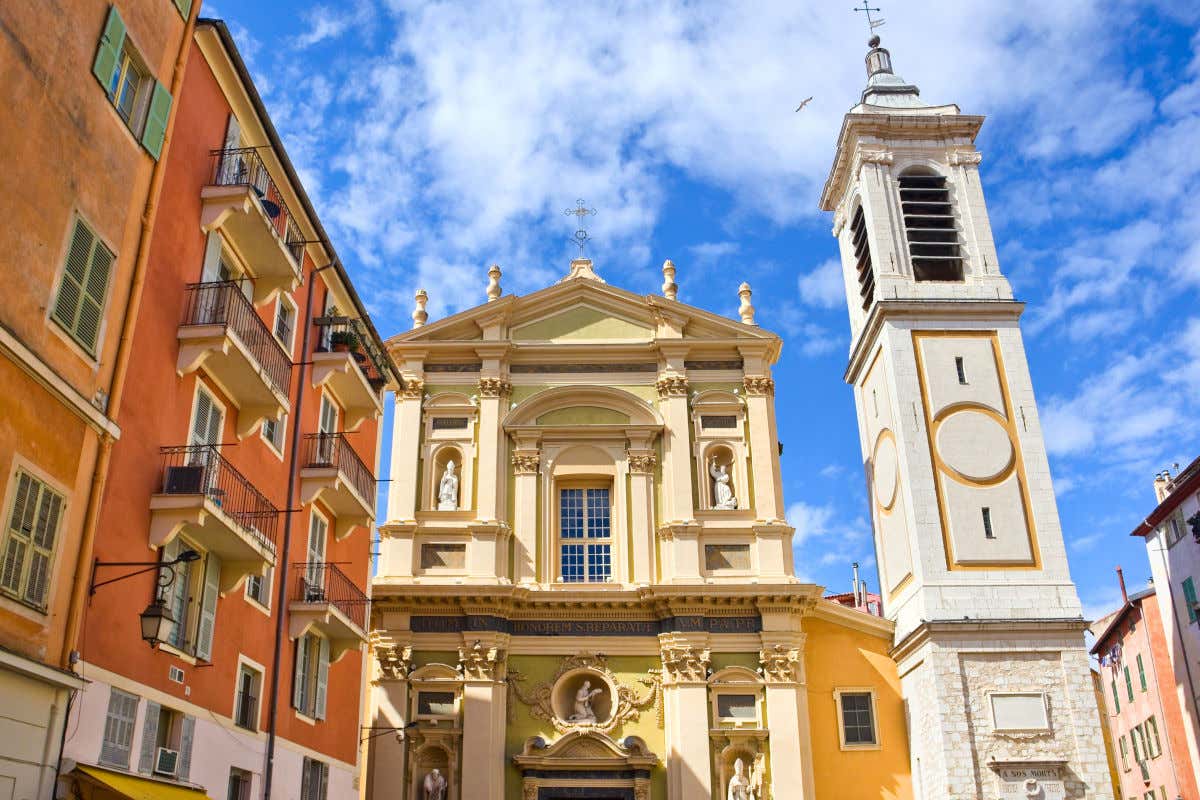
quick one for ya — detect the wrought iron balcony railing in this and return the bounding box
[209,147,306,265]
[292,561,369,631]
[180,281,292,399]
[313,315,392,391]
[158,445,279,556]
[302,433,376,506]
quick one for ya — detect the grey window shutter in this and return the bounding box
[194,553,221,660]
[293,636,309,711]
[177,716,195,780]
[24,487,64,607]
[1,473,35,593]
[74,236,114,351]
[137,701,161,773]
[315,637,330,720]
[92,5,126,87]
[318,762,329,800]
[100,689,139,767]
[300,759,312,800]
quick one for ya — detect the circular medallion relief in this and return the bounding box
[872,431,899,510]
[936,409,1013,482]
[550,668,615,727]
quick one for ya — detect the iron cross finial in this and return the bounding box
[854,1,885,35]
[565,199,597,256]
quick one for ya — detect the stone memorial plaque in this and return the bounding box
[995,767,1065,800]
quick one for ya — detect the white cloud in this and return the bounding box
[786,501,834,546]
[797,258,844,309]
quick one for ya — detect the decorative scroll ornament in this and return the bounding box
[627,453,658,474]
[949,150,983,167]
[457,641,505,681]
[508,654,662,733]
[656,374,689,398]
[758,644,803,684]
[742,376,775,396]
[477,377,513,398]
[375,641,413,680]
[511,452,540,474]
[661,645,711,684]
[400,378,425,399]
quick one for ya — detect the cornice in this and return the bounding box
[843,299,1026,384]
[890,617,1090,663]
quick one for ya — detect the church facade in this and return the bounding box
[365,37,1112,800]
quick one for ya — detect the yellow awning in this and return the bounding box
[74,765,208,800]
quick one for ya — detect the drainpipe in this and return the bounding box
[263,261,334,800]
[54,4,199,795]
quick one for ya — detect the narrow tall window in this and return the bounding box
[100,688,140,767]
[234,664,261,730]
[1111,679,1120,712]
[955,356,967,385]
[982,507,994,539]
[849,204,875,311]
[1124,666,1134,703]
[1183,577,1198,623]
[52,218,114,355]
[300,758,329,800]
[898,171,963,281]
[0,471,65,609]
[559,486,611,583]
[293,633,330,720]
[1136,653,1147,691]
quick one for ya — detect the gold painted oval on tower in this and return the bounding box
[935,409,1014,484]
[872,429,899,511]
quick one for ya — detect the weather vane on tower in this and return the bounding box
[565,199,597,256]
[853,0,886,37]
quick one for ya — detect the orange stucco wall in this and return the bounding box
[804,616,913,800]
[0,0,189,671]
[81,40,377,768]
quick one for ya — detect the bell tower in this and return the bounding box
[820,36,1113,799]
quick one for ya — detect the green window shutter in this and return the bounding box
[140,82,173,161]
[1,473,64,607]
[23,483,63,607]
[53,219,114,354]
[1111,679,1119,712]
[1137,654,1147,690]
[194,553,221,660]
[1184,577,1198,622]
[1,474,37,594]
[173,0,193,18]
[1124,666,1134,702]
[92,5,127,88]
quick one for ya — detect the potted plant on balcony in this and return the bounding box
[329,330,359,353]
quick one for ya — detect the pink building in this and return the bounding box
[1090,570,1199,800]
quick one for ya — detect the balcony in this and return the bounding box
[299,434,376,540]
[200,147,305,300]
[288,562,369,662]
[149,445,279,593]
[311,316,388,431]
[176,282,292,437]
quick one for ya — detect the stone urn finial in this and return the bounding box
[738,282,755,326]
[487,264,502,302]
[412,288,429,329]
[662,259,678,300]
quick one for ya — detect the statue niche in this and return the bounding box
[709,457,738,509]
[437,460,459,510]
[550,670,613,728]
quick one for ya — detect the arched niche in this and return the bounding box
[421,393,477,514]
[692,391,749,514]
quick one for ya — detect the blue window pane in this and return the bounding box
[587,544,611,582]
[561,544,585,582]
[586,488,610,538]
[560,488,584,539]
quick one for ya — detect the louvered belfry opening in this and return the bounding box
[899,171,964,281]
[849,205,874,311]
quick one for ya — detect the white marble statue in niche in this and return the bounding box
[437,460,459,511]
[567,680,604,724]
[727,758,754,800]
[422,769,446,800]
[709,458,737,509]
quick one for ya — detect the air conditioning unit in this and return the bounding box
[154,747,180,777]
[164,465,204,494]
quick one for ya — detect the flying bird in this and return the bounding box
[795,96,813,112]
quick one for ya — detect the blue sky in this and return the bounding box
[208,1,1200,619]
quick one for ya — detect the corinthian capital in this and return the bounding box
[399,377,425,399]
[458,640,506,681]
[511,452,540,474]
[660,644,711,684]
[627,452,657,474]
[742,375,775,396]
[656,374,689,398]
[758,643,804,684]
[477,377,513,398]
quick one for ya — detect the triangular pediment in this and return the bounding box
[512,302,653,342]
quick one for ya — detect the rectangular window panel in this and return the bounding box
[431,417,469,430]
[705,544,751,571]
[560,489,584,539]
[1,471,65,609]
[700,415,738,429]
[561,544,585,582]
[420,543,466,570]
[100,688,139,767]
[587,544,611,582]
[586,488,610,538]
[716,694,757,720]
[417,691,456,717]
[840,692,876,745]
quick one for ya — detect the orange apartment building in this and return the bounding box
[1091,570,1200,800]
[0,3,197,800]
[55,16,396,800]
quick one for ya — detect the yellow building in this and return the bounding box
[368,259,912,800]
